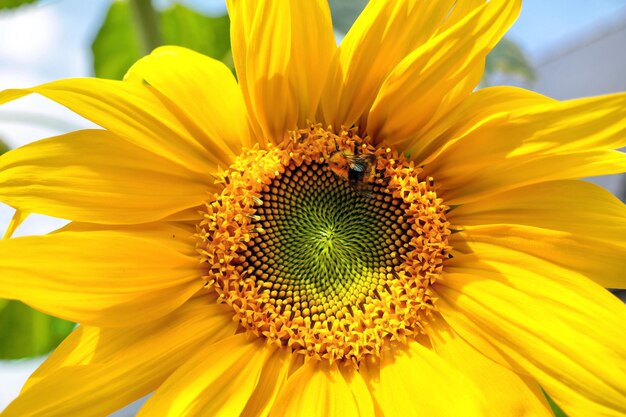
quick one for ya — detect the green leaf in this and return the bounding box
[92,1,143,80]
[0,0,37,10]
[160,4,230,62]
[0,300,75,359]
[329,0,367,34]
[92,2,231,80]
[0,138,8,155]
[483,37,536,86]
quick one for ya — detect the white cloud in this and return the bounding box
[0,6,61,66]
[0,357,46,411]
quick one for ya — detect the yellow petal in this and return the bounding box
[137,334,271,417]
[285,2,335,126]
[443,241,626,336]
[56,221,199,258]
[272,360,374,417]
[321,0,456,128]
[0,78,215,173]
[436,244,626,417]
[451,224,626,289]
[0,129,210,224]
[405,86,552,166]
[4,298,235,417]
[125,46,253,156]
[2,208,27,239]
[227,0,335,144]
[225,0,257,134]
[449,180,626,289]
[241,348,291,417]
[361,342,485,416]
[161,205,204,223]
[451,180,626,239]
[368,0,520,147]
[341,367,376,417]
[428,314,553,417]
[426,92,626,205]
[0,229,201,326]
[428,0,488,113]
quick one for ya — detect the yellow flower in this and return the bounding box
[1,0,625,416]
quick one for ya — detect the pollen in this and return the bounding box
[197,125,451,365]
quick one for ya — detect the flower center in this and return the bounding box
[248,162,410,320]
[197,125,451,365]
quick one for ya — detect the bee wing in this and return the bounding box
[348,160,366,172]
[346,154,375,172]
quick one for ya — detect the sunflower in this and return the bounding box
[1,0,625,416]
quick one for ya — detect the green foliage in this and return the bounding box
[161,5,230,62]
[484,38,536,86]
[92,2,231,80]
[0,138,8,155]
[0,301,75,359]
[0,0,37,10]
[92,2,143,81]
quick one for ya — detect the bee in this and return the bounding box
[328,141,377,195]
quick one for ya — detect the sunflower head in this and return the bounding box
[197,124,451,364]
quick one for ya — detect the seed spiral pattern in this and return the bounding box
[197,125,452,364]
[245,163,410,322]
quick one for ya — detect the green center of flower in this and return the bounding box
[244,162,409,321]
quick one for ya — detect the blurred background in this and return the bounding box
[0,0,625,415]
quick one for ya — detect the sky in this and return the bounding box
[0,0,625,412]
[508,0,626,56]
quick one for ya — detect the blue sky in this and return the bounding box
[508,0,626,55]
